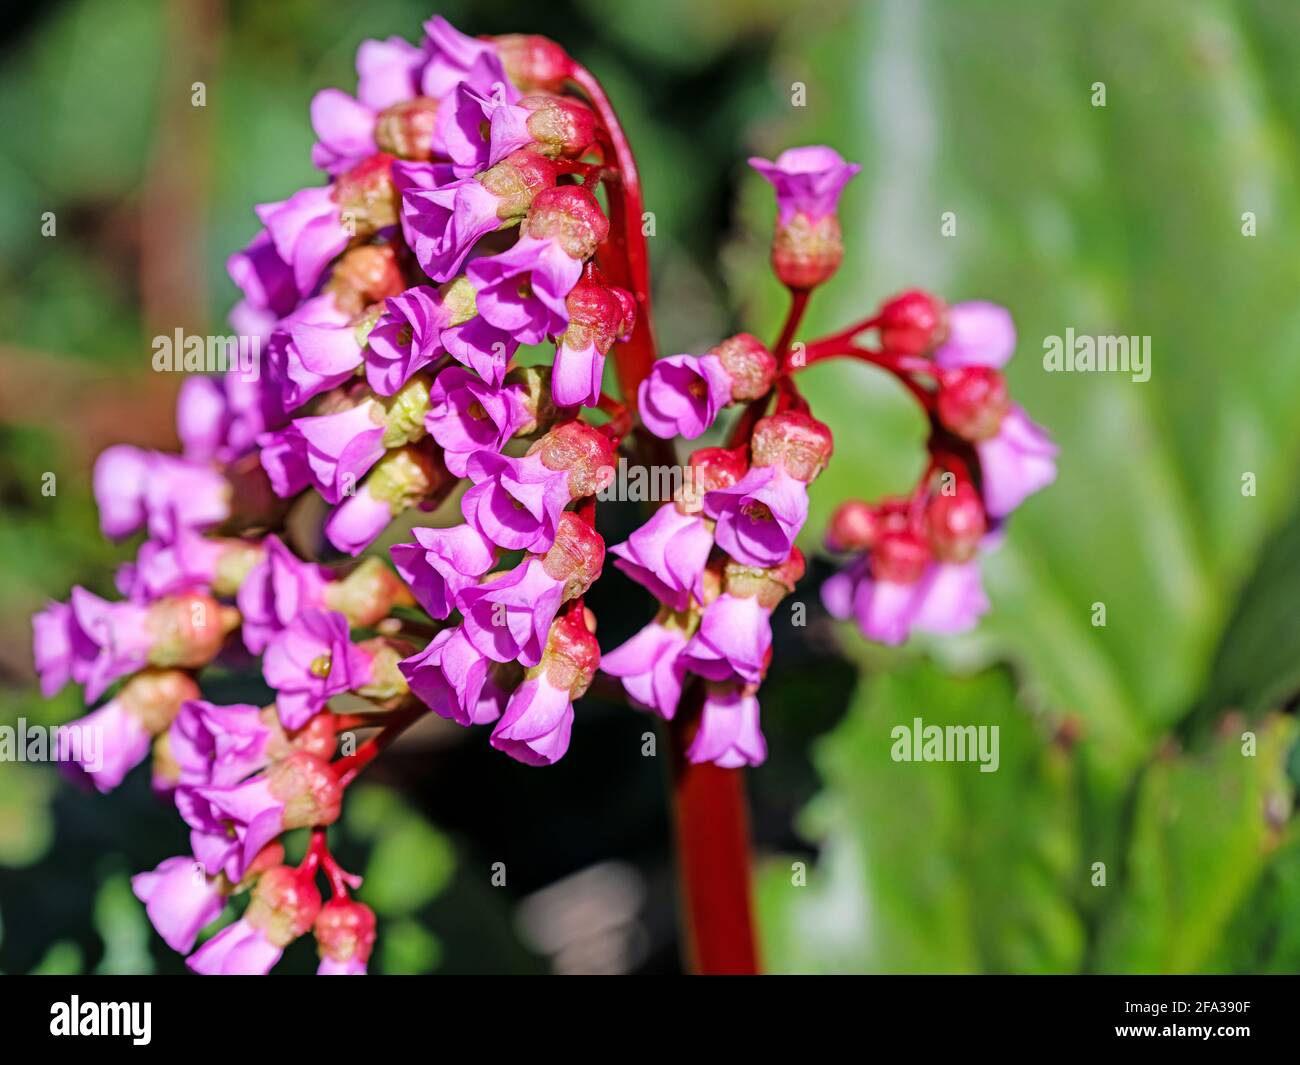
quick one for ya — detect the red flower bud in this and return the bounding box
[521,96,598,159]
[926,479,987,563]
[870,528,931,584]
[772,214,843,290]
[375,97,440,160]
[245,865,322,947]
[539,608,600,698]
[532,419,616,498]
[480,149,561,220]
[147,593,237,669]
[750,411,834,482]
[326,245,407,316]
[287,708,339,761]
[677,445,749,511]
[268,751,342,830]
[708,333,777,402]
[315,898,378,966]
[523,185,609,260]
[494,34,572,93]
[120,668,201,735]
[877,289,948,356]
[826,499,878,552]
[560,274,633,357]
[542,512,606,599]
[936,366,1010,442]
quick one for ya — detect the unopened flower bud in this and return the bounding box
[870,529,931,584]
[147,593,237,668]
[120,668,200,735]
[926,480,987,563]
[440,275,480,326]
[750,410,833,482]
[722,547,805,609]
[354,637,416,702]
[315,898,377,968]
[537,609,600,700]
[479,149,560,221]
[375,96,440,160]
[326,244,407,316]
[267,751,342,830]
[826,500,878,552]
[877,289,948,356]
[677,445,749,512]
[366,444,448,512]
[532,419,616,498]
[212,540,266,597]
[708,333,777,401]
[263,705,339,761]
[772,213,843,290]
[381,375,432,447]
[523,186,609,260]
[324,557,414,626]
[542,512,606,599]
[239,842,286,890]
[334,152,399,235]
[494,34,572,92]
[936,366,1009,442]
[519,95,597,158]
[750,146,858,291]
[560,275,633,356]
[244,864,322,948]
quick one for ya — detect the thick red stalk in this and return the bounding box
[568,62,657,410]
[569,57,761,975]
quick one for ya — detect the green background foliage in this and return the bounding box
[1,0,1299,973]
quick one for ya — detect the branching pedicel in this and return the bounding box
[30,14,1057,975]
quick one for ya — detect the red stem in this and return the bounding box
[569,56,761,975]
[774,288,811,367]
[332,703,426,788]
[568,62,657,410]
[302,828,361,900]
[666,686,761,975]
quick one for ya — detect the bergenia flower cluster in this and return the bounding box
[29,14,1055,974]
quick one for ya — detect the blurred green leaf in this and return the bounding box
[0,763,55,868]
[29,940,82,976]
[93,871,153,975]
[345,784,455,917]
[378,917,443,974]
[1093,714,1295,971]
[758,659,1084,973]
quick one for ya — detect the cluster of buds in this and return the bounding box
[29,11,1056,975]
[603,410,830,766]
[821,291,1058,643]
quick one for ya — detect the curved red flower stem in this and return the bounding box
[332,702,427,789]
[796,337,937,411]
[567,62,657,413]
[302,827,361,900]
[568,56,761,976]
